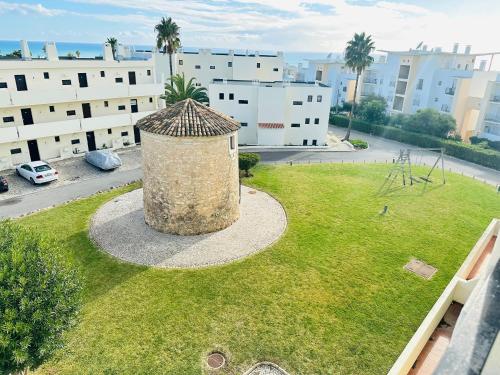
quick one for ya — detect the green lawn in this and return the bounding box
[20,164,499,375]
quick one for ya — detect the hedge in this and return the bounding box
[331,114,500,171]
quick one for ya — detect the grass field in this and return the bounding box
[20,164,499,374]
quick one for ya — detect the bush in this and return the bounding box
[350,139,368,149]
[357,95,388,124]
[402,109,456,138]
[469,136,500,152]
[239,152,260,177]
[330,115,500,170]
[0,221,82,374]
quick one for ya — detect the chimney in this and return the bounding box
[45,42,58,61]
[452,43,459,53]
[465,45,471,54]
[20,40,31,60]
[103,43,114,61]
[479,60,487,71]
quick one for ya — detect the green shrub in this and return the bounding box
[239,152,260,177]
[350,139,368,149]
[0,221,82,374]
[357,95,388,124]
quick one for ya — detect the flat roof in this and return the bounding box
[378,49,500,57]
[211,79,330,88]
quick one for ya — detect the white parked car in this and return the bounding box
[16,161,59,185]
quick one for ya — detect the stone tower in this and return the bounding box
[136,99,241,235]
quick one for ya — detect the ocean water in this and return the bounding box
[0,40,329,67]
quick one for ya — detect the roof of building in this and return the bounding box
[136,98,240,137]
[211,79,330,88]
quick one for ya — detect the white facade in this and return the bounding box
[209,80,331,146]
[0,41,163,169]
[173,49,284,88]
[304,59,357,106]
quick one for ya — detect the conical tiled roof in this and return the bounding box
[136,98,240,137]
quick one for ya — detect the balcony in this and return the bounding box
[484,116,500,124]
[490,95,500,103]
[17,119,81,141]
[445,87,456,96]
[81,113,131,131]
[363,78,378,85]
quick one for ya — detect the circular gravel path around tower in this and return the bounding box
[89,186,287,268]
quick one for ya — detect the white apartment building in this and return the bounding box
[303,58,357,107]
[173,49,284,88]
[0,41,163,169]
[209,80,331,146]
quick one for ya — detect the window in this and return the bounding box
[228,61,232,67]
[66,110,76,116]
[121,131,128,136]
[54,136,60,142]
[293,101,303,105]
[291,123,301,128]
[100,71,105,77]
[107,128,112,134]
[238,100,248,104]
[307,95,313,102]
[115,77,123,83]
[149,97,153,103]
[71,139,80,145]
[257,62,261,68]
[104,101,109,107]
[416,79,423,90]
[305,118,310,124]
[219,93,224,100]
[240,122,248,127]
[302,139,308,146]
[317,95,322,103]
[434,97,439,102]
[457,64,461,69]
[49,105,55,112]
[343,86,347,92]
[62,79,71,85]
[273,68,279,72]
[465,64,469,70]
[3,116,14,123]
[118,105,126,110]
[438,81,442,86]
[147,69,151,76]
[314,118,319,124]
[43,72,49,79]
[210,65,215,69]
[315,70,322,81]
[178,59,183,65]
[229,93,234,100]
[230,135,235,150]
[195,65,201,69]
[10,148,22,155]
[312,140,317,146]
[0,82,7,88]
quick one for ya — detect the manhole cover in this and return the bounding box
[404,259,437,279]
[207,352,226,369]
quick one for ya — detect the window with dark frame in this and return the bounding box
[0,82,7,88]
[293,101,303,105]
[312,140,317,146]
[195,65,201,69]
[49,105,55,112]
[149,97,153,103]
[66,110,76,116]
[118,105,126,110]
[229,93,234,100]
[238,100,248,104]
[240,122,248,127]
[115,77,123,83]
[219,93,224,100]
[257,62,261,68]
[178,59,183,65]
[43,72,49,79]
[121,131,128,136]
[100,71,105,77]
[10,148,22,155]
[107,128,112,134]
[210,65,215,69]
[307,95,313,102]
[104,101,109,107]
[3,116,14,123]
[55,136,60,142]
[314,118,319,124]
[317,95,322,102]
[273,68,279,72]
[228,61,232,67]
[62,79,71,85]
[230,136,235,150]
[147,69,151,76]
[305,118,310,124]
[291,123,300,127]
[71,139,80,145]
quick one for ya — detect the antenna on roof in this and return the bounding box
[416,41,423,50]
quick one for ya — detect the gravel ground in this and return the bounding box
[0,146,142,201]
[89,186,287,268]
[243,362,290,375]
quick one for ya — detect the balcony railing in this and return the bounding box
[490,95,500,103]
[445,87,455,95]
[484,116,500,124]
[363,78,378,84]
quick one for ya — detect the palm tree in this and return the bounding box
[155,17,180,77]
[343,32,375,141]
[162,74,208,104]
[106,37,118,60]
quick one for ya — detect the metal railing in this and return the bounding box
[445,87,455,95]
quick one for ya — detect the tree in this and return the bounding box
[155,17,181,78]
[357,95,387,124]
[0,221,82,375]
[75,50,81,58]
[342,32,375,141]
[402,109,456,138]
[162,73,208,104]
[239,153,260,177]
[106,37,118,60]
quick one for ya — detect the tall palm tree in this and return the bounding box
[106,37,118,60]
[162,74,208,104]
[155,17,180,77]
[343,32,375,141]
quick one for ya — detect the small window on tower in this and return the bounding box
[43,72,49,79]
[219,93,224,100]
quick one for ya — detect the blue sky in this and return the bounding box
[0,0,499,55]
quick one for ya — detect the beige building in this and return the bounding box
[0,40,163,170]
[137,98,240,236]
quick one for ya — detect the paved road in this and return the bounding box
[1,127,498,219]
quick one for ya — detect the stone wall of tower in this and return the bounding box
[141,130,240,235]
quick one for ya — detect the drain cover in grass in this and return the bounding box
[244,362,290,375]
[404,259,437,279]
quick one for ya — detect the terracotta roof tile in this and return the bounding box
[136,98,240,137]
[258,123,284,129]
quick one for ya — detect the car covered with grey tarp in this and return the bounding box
[85,150,122,170]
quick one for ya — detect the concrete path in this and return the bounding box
[89,186,287,268]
